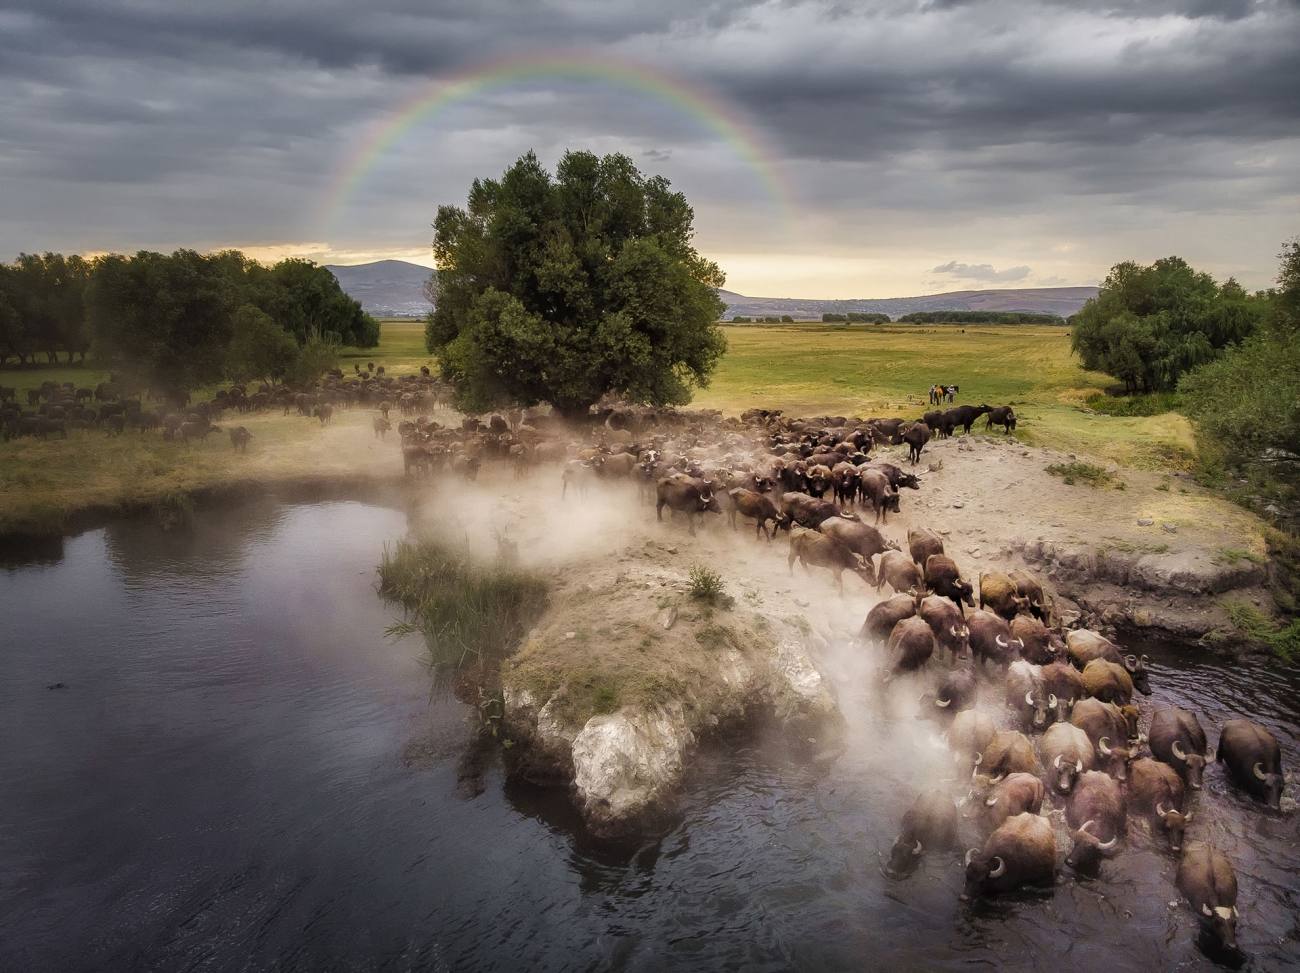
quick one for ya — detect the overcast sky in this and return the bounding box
[2,0,1297,297]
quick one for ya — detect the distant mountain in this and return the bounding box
[717,286,1098,321]
[325,260,434,318]
[326,260,1098,321]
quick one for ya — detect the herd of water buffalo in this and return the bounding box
[393,398,1282,960]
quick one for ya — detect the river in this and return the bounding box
[2,499,1296,971]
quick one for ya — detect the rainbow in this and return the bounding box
[320,52,792,234]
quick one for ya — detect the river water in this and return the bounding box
[2,500,1297,971]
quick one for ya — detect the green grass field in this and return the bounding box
[0,319,1197,536]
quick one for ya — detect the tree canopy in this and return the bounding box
[0,252,91,366]
[425,150,727,417]
[1070,256,1265,392]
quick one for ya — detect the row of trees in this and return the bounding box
[1070,256,1265,393]
[0,250,379,392]
[731,315,795,323]
[823,312,891,323]
[898,310,1064,324]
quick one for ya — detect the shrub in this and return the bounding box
[1045,461,1119,488]
[1084,392,1182,417]
[688,564,726,603]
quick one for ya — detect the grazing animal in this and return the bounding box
[978,571,1029,620]
[1080,659,1135,705]
[1040,722,1095,795]
[901,421,931,465]
[1066,629,1123,669]
[1128,758,1190,852]
[655,475,722,536]
[787,528,874,593]
[819,517,897,561]
[312,403,334,425]
[779,491,849,529]
[1065,771,1126,873]
[1070,699,1133,781]
[1007,659,1055,732]
[985,406,1017,433]
[966,609,1022,671]
[858,468,900,524]
[1122,653,1153,695]
[876,549,923,595]
[1149,706,1208,790]
[983,772,1045,829]
[1010,614,1058,665]
[918,595,971,660]
[727,488,789,539]
[962,813,1055,900]
[907,527,944,567]
[860,593,920,644]
[948,710,997,767]
[179,420,217,443]
[976,730,1039,781]
[1177,843,1240,954]
[373,416,392,439]
[1041,661,1086,716]
[1216,719,1284,809]
[924,554,975,612]
[227,426,251,453]
[886,615,936,676]
[885,790,959,878]
[1008,569,1048,622]
[946,403,992,435]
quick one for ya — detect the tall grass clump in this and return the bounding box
[1045,461,1119,488]
[378,538,548,680]
[1223,600,1300,662]
[688,564,726,604]
[1085,392,1182,417]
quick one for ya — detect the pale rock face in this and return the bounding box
[571,702,693,827]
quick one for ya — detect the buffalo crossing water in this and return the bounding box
[2,499,1297,971]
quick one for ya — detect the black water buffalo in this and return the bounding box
[1128,757,1190,852]
[919,595,970,660]
[976,730,1040,781]
[1065,770,1126,873]
[908,527,944,567]
[819,516,897,561]
[863,461,921,492]
[655,475,722,535]
[982,772,1045,829]
[228,426,252,453]
[1041,661,1086,716]
[787,528,874,593]
[962,813,1055,900]
[1008,569,1049,622]
[967,609,1021,671]
[1216,719,1284,809]
[886,615,935,675]
[985,405,1017,433]
[876,549,923,596]
[1080,659,1135,705]
[946,404,992,435]
[924,554,974,612]
[860,593,920,644]
[1011,614,1059,665]
[1007,659,1054,732]
[1149,706,1208,789]
[901,421,931,465]
[779,491,847,528]
[858,469,900,524]
[885,789,959,878]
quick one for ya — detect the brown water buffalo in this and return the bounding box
[312,402,334,425]
[1177,843,1239,953]
[1122,653,1153,695]
[656,475,722,535]
[1081,659,1135,705]
[780,491,848,529]
[876,549,923,595]
[820,517,897,561]
[967,610,1021,671]
[983,772,1045,829]
[788,528,874,593]
[1040,722,1095,795]
[727,488,789,539]
[1216,719,1284,809]
[1128,757,1190,852]
[1066,629,1123,669]
[863,461,921,492]
[1065,771,1126,873]
[1010,615,1058,665]
[1041,661,1086,716]
[985,406,1017,434]
[1007,659,1055,732]
[976,730,1040,781]
[1071,699,1134,781]
[979,571,1029,620]
[804,463,833,498]
[228,426,251,453]
[860,593,920,644]
[919,595,970,660]
[179,420,218,443]
[927,664,978,717]
[830,462,861,507]
[908,527,944,567]
[901,421,931,465]
[925,555,975,613]
[962,813,1055,900]
[884,789,959,878]
[886,615,936,675]
[1008,569,1048,622]
[1149,706,1208,789]
[947,709,997,767]
[858,468,900,524]
[372,415,392,439]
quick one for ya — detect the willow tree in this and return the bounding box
[426,150,726,418]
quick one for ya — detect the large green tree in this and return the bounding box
[1071,256,1265,392]
[249,258,380,348]
[226,303,299,384]
[426,150,727,417]
[86,249,239,394]
[1,252,92,363]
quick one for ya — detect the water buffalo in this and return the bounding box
[886,615,936,676]
[925,555,975,612]
[1080,659,1135,705]
[927,664,978,717]
[1007,659,1055,732]
[860,593,920,644]
[1216,719,1284,809]
[863,461,921,492]
[562,460,598,499]
[876,549,923,595]
[1040,722,1095,795]
[312,402,334,425]
[1149,706,1208,789]
[1066,629,1123,669]
[884,789,959,878]
[228,426,251,453]
[1177,843,1239,953]
[979,571,1029,620]
[727,488,789,539]
[179,420,218,443]
[830,461,861,507]
[967,610,1021,671]
[1041,661,1086,715]
[919,595,970,660]
[373,415,392,439]
[1065,771,1126,874]
[804,463,833,498]
[1010,615,1058,665]
[858,468,900,524]
[656,475,722,535]
[1008,569,1048,622]
[976,730,1040,781]
[947,709,997,767]
[1122,653,1153,695]
[908,527,944,567]
[788,528,874,593]
[1128,757,1190,852]
[985,406,1017,434]
[946,404,992,435]
[901,421,931,465]
[780,491,848,529]
[962,813,1055,900]
[983,772,1045,829]
[819,517,898,561]
[1071,699,1134,781]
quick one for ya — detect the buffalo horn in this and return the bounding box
[988,856,1006,878]
[1171,740,1187,762]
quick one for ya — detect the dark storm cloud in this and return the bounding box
[1,0,1296,288]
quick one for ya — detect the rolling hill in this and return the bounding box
[325,260,1097,320]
